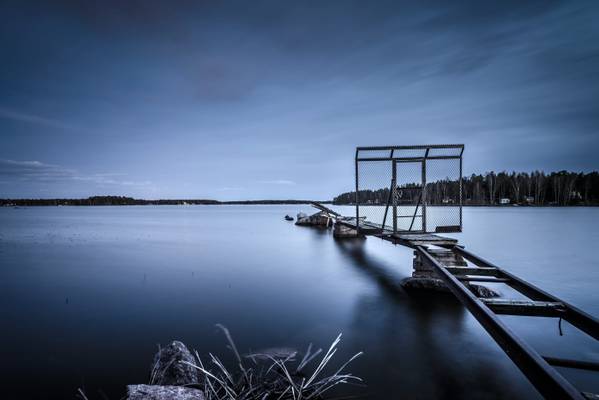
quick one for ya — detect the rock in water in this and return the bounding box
[467,284,501,298]
[151,341,200,386]
[401,277,501,297]
[400,277,450,293]
[127,385,204,400]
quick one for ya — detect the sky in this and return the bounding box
[1,0,598,200]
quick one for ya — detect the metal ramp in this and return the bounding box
[417,245,599,400]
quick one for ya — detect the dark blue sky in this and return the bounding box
[1,1,598,199]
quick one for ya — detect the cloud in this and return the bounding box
[257,179,296,185]
[0,159,152,187]
[0,159,75,180]
[0,107,79,131]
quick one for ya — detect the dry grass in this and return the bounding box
[78,325,363,400]
[184,324,364,400]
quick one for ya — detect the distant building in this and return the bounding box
[442,197,454,204]
[500,198,511,205]
[524,196,534,203]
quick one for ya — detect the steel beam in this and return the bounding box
[416,246,586,400]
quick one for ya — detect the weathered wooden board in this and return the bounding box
[457,276,511,283]
[444,266,499,276]
[393,233,458,247]
[310,202,341,217]
[481,299,566,317]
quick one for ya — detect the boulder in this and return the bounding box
[401,277,501,298]
[127,385,204,400]
[467,284,501,298]
[333,222,362,239]
[400,277,449,293]
[295,211,332,227]
[151,341,200,386]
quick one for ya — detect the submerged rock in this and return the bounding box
[333,222,362,239]
[127,385,204,400]
[295,211,332,227]
[401,277,501,298]
[151,341,200,386]
[400,277,449,293]
[467,284,501,298]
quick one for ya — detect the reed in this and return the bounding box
[183,324,364,400]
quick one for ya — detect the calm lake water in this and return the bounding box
[1,205,598,399]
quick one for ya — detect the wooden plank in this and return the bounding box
[435,225,461,233]
[445,266,499,276]
[456,276,510,283]
[310,202,341,217]
[482,299,566,317]
[392,233,458,248]
[395,233,457,242]
[402,240,459,247]
[543,356,599,372]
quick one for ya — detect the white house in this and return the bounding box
[499,198,511,205]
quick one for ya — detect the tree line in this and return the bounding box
[333,171,599,206]
[0,196,327,206]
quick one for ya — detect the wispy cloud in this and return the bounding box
[216,186,244,191]
[0,106,79,131]
[0,159,75,180]
[0,159,152,187]
[257,179,296,185]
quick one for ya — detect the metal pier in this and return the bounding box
[415,243,599,400]
[334,215,599,399]
[323,144,599,398]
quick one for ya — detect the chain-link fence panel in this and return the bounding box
[355,145,463,234]
[356,155,393,231]
[425,156,462,233]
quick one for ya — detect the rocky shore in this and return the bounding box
[127,341,204,400]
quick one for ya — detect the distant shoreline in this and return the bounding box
[2,202,598,208]
[0,196,331,207]
[2,195,599,207]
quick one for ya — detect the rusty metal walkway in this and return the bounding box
[332,212,599,400]
[416,244,599,400]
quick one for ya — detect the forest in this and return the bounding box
[333,171,599,206]
[0,196,322,206]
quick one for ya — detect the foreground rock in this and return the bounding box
[126,341,204,400]
[127,385,204,400]
[151,341,200,386]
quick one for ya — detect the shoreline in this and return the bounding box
[2,203,599,208]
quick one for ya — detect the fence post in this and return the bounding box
[392,161,397,234]
[355,149,359,231]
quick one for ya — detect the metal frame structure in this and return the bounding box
[333,144,599,398]
[355,144,464,234]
